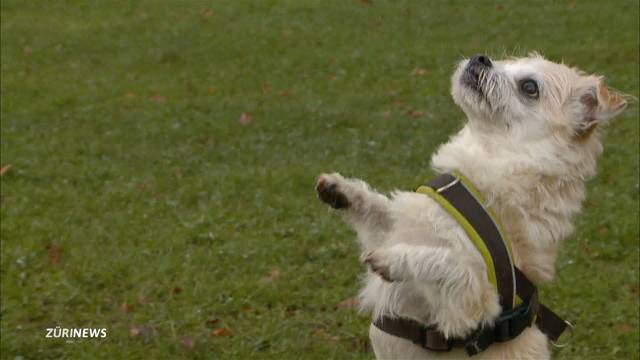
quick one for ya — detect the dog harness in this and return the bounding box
[373,172,571,356]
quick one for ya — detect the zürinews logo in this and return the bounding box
[45,327,108,339]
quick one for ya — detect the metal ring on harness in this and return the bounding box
[551,321,575,348]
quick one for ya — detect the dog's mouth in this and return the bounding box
[462,69,484,96]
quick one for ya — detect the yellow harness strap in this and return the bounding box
[416,171,519,308]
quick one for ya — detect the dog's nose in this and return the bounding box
[469,54,492,68]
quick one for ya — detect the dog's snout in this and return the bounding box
[469,54,492,68]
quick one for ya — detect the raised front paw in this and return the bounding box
[363,249,402,282]
[316,173,350,209]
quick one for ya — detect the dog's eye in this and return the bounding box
[520,79,539,98]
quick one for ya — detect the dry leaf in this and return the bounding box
[285,305,298,317]
[616,322,633,333]
[172,286,183,294]
[411,68,427,77]
[312,328,329,338]
[47,244,61,265]
[209,327,232,337]
[0,164,12,176]
[201,9,214,19]
[239,112,253,126]
[129,326,142,338]
[312,328,340,341]
[261,269,281,283]
[120,302,132,313]
[129,325,156,339]
[406,109,425,118]
[205,318,220,328]
[392,100,405,108]
[336,296,360,310]
[180,336,195,349]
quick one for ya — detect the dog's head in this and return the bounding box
[451,53,628,144]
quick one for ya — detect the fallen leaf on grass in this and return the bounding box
[209,327,232,337]
[129,325,156,339]
[120,302,132,313]
[172,286,183,294]
[312,328,341,342]
[406,109,425,118]
[391,100,405,108]
[616,322,633,333]
[239,112,253,126]
[336,296,360,310]
[285,305,298,317]
[411,67,427,77]
[46,244,61,265]
[180,336,195,349]
[129,326,141,337]
[205,318,220,328]
[261,269,281,283]
[201,9,214,19]
[0,164,12,177]
[312,328,329,338]
[150,95,167,103]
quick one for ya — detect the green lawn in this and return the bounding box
[1,1,638,359]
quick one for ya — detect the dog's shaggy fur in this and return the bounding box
[316,53,628,359]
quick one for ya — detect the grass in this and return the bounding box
[0,0,638,359]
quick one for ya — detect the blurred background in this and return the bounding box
[1,1,638,358]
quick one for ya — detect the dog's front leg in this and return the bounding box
[316,173,392,251]
[364,243,500,335]
[363,243,469,283]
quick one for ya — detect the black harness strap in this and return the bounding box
[373,173,569,356]
[427,173,515,310]
[514,268,568,342]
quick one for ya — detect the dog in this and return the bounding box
[315,53,628,359]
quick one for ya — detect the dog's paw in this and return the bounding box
[363,249,401,282]
[316,173,350,209]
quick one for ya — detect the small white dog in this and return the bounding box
[316,53,628,359]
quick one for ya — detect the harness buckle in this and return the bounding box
[423,327,453,352]
[493,292,537,342]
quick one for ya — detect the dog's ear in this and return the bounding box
[574,81,628,141]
